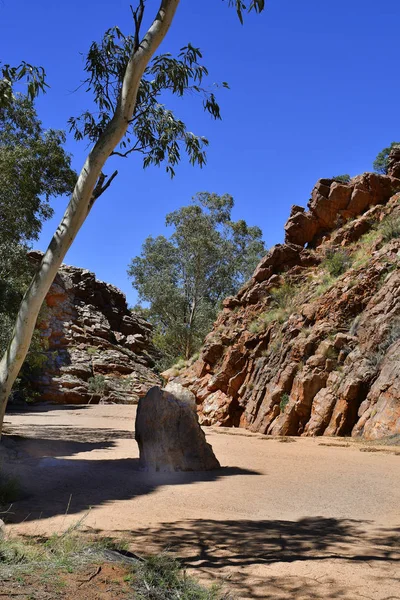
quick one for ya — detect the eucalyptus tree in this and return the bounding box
[129,193,265,365]
[0,61,48,109]
[0,0,265,432]
[0,96,75,356]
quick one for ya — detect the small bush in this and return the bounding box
[380,215,400,243]
[88,375,106,395]
[131,553,225,599]
[269,283,296,310]
[322,249,352,277]
[332,174,351,183]
[279,393,290,413]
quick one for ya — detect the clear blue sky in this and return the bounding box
[2,0,399,305]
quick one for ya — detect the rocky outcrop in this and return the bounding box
[135,385,220,472]
[166,151,400,439]
[31,255,160,404]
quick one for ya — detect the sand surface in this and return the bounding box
[2,404,399,599]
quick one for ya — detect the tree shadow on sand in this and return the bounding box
[113,518,400,599]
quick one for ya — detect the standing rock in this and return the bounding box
[135,386,220,472]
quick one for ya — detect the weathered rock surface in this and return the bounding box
[31,256,160,404]
[135,386,220,472]
[166,150,400,439]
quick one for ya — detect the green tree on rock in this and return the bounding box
[128,193,265,366]
[373,142,400,174]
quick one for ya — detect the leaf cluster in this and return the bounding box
[227,0,266,24]
[0,61,48,109]
[69,20,228,177]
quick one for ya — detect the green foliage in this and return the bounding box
[129,193,265,365]
[132,553,224,600]
[69,0,265,176]
[279,393,290,413]
[88,375,107,395]
[249,283,296,334]
[0,95,75,398]
[226,0,266,24]
[380,214,400,242]
[269,283,296,310]
[322,249,352,277]
[0,61,48,109]
[332,174,351,183]
[69,26,227,178]
[373,142,400,174]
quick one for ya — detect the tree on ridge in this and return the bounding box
[129,192,265,366]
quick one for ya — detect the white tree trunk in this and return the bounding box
[0,0,180,433]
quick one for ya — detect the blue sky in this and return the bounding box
[2,0,400,305]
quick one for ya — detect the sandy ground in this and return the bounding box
[1,404,399,600]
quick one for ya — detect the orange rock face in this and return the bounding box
[30,258,160,404]
[166,154,400,439]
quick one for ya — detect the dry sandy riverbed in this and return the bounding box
[1,404,399,599]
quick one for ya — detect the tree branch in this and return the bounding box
[131,0,146,52]
[89,169,119,212]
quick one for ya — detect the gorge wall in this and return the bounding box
[31,255,160,404]
[166,149,400,439]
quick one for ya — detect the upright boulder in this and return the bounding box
[135,386,220,472]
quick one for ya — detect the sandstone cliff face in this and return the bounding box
[167,155,400,439]
[32,257,160,404]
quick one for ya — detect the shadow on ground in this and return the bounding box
[1,423,260,525]
[6,403,92,414]
[113,517,400,599]
[3,424,134,456]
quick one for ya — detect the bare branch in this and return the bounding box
[89,169,119,212]
[131,0,146,52]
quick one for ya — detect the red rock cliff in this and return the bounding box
[31,258,160,404]
[166,151,400,439]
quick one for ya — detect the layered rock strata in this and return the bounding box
[31,256,160,404]
[167,155,400,439]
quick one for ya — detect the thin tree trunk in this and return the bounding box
[0,0,180,434]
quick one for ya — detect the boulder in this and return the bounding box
[135,386,220,472]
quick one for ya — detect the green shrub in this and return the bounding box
[131,553,225,599]
[332,174,351,183]
[279,393,290,413]
[269,283,296,309]
[322,249,352,277]
[373,142,400,174]
[380,215,400,242]
[88,375,106,395]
